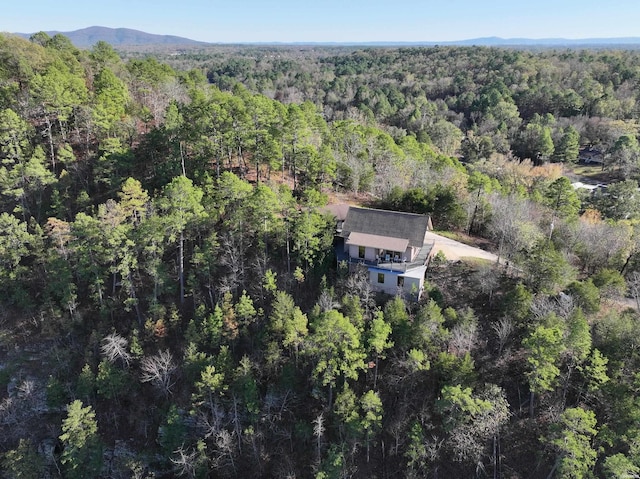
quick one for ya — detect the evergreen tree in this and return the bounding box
[59,400,103,479]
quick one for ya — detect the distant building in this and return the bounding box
[579,147,604,165]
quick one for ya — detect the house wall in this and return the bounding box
[348,245,377,262]
[402,276,424,300]
[369,269,401,295]
[367,268,425,300]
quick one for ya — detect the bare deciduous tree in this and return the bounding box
[628,271,640,310]
[171,445,201,479]
[487,193,544,266]
[475,264,501,306]
[140,350,176,397]
[530,293,574,321]
[344,264,374,314]
[572,218,633,273]
[317,290,341,313]
[218,232,246,296]
[313,412,325,462]
[449,322,478,356]
[492,317,514,356]
[101,333,131,367]
[213,429,237,475]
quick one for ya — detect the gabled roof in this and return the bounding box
[341,206,432,248]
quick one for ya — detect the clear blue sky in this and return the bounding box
[2,0,640,43]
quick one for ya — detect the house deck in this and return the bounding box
[336,239,435,272]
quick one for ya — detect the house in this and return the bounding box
[331,205,435,300]
[579,147,604,165]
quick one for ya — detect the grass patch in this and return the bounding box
[459,256,496,268]
[568,163,612,183]
[434,230,468,242]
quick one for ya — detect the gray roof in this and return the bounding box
[341,207,432,248]
[323,203,351,221]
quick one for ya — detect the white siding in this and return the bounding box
[367,266,426,300]
[349,245,377,262]
[369,269,401,295]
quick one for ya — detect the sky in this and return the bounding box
[2,0,640,43]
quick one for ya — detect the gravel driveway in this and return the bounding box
[425,231,499,263]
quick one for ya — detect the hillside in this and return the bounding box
[13,25,207,47]
[2,32,640,478]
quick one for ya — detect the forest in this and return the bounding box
[2,31,640,478]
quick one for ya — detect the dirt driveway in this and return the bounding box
[425,231,499,263]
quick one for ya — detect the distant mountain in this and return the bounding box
[449,36,640,46]
[11,27,640,49]
[14,26,207,48]
[283,37,640,47]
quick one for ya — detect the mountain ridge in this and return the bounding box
[13,26,208,47]
[10,26,640,48]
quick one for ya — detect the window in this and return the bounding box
[377,273,385,284]
[359,246,365,258]
[397,276,405,288]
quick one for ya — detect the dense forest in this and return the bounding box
[2,31,640,478]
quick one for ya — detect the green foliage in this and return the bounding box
[405,422,427,471]
[592,268,627,298]
[545,177,581,218]
[367,310,393,358]
[6,32,640,478]
[405,348,431,372]
[334,384,361,439]
[565,279,601,314]
[553,126,580,163]
[523,317,565,394]
[435,351,476,387]
[383,184,467,230]
[502,282,534,326]
[233,356,260,417]
[198,306,224,350]
[384,296,411,350]
[59,400,103,479]
[360,389,383,461]
[1,439,45,479]
[360,390,383,430]
[95,359,129,400]
[92,67,130,136]
[263,269,277,295]
[76,364,96,400]
[602,453,640,479]
[592,179,640,220]
[566,308,592,363]
[524,240,575,294]
[436,384,491,432]
[515,119,555,163]
[309,309,366,393]
[46,375,67,408]
[235,290,257,328]
[583,348,610,392]
[594,308,640,361]
[0,213,33,302]
[544,407,598,479]
[412,299,449,353]
[158,404,187,456]
[315,443,346,479]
